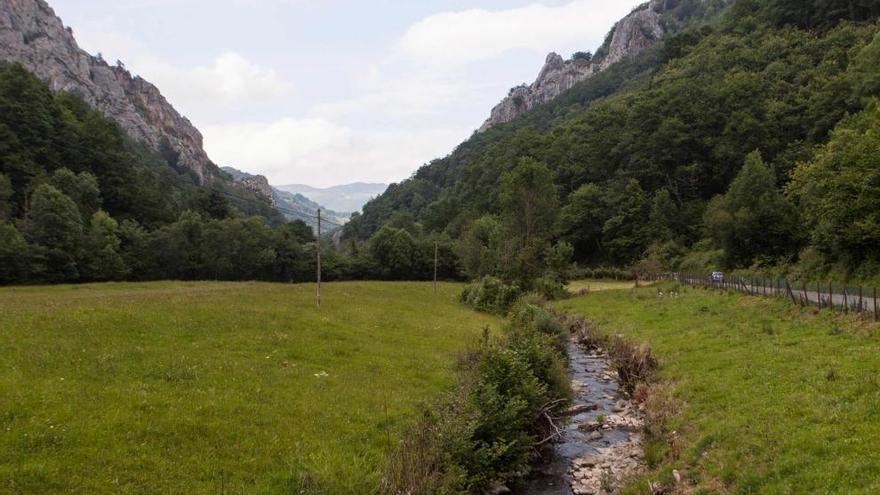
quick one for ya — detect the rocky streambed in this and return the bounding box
[515,339,645,495]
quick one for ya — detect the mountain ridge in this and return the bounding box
[221,166,349,230]
[276,182,388,214]
[479,0,729,131]
[0,0,217,183]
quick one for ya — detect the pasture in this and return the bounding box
[556,283,880,493]
[0,281,498,494]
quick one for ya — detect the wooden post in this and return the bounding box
[843,286,849,314]
[785,280,798,305]
[802,281,809,307]
[817,282,822,309]
[316,209,322,308]
[859,286,864,314]
[828,281,834,313]
[433,241,438,295]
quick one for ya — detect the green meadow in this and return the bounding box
[0,281,498,494]
[556,284,880,494]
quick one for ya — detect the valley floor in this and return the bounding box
[0,281,498,494]
[555,284,880,493]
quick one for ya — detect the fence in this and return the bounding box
[645,272,879,322]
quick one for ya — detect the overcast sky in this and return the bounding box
[50,0,642,187]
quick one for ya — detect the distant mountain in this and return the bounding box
[276,183,388,214]
[221,167,348,231]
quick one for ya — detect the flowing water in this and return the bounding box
[514,339,641,495]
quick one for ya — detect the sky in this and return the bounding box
[50,0,643,188]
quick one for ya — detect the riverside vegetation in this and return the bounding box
[556,283,880,493]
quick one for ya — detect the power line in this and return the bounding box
[211,189,348,228]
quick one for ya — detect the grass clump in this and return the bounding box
[381,303,572,494]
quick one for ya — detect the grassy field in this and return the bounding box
[566,279,636,293]
[556,284,880,494]
[0,281,498,495]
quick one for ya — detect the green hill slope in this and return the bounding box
[345,0,880,280]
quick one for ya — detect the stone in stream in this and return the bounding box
[565,403,599,416]
[589,430,603,441]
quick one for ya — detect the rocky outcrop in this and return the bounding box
[237,174,276,206]
[479,0,667,132]
[0,0,214,182]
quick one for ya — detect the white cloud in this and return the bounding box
[203,118,470,187]
[396,0,633,67]
[57,0,643,188]
[71,27,294,122]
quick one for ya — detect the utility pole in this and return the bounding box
[433,241,438,295]
[316,208,321,308]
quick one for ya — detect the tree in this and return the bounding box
[80,210,127,281]
[24,184,83,281]
[648,188,678,242]
[559,183,606,263]
[602,179,650,265]
[705,151,801,267]
[272,222,311,282]
[456,215,504,280]
[545,241,574,282]
[0,173,11,222]
[368,225,416,279]
[788,103,880,273]
[498,158,560,287]
[500,157,559,249]
[50,168,101,217]
[0,223,31,284]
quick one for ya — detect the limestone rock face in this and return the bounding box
[0,0,214,182]
[236,174,276,206]
[479,0,667,132]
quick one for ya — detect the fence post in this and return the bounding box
[785,280,798,305]
[817,282,822,309]
[859,286,864,314]
[829,281,834,314]
[844,286,849,314]
[802,281,809,307]
[874,287,878,322]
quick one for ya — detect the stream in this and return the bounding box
[515,338,645,495]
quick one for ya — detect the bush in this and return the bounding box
[535,274,566,300]
[382,299,571,494]
[610,336,659,395]
[460,276,522,314]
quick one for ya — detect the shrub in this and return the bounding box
[535,274,566,300]
[610,336,659,395]
[460,276,521,314]
[382,297,572,494]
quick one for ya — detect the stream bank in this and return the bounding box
[516,338,646,495]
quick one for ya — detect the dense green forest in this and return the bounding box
[344,0,880,284]
[0,63,311,284]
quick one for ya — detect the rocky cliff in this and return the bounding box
[0,0,215,182]
[479,0,668,132]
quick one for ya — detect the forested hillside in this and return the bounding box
[0,62,317,284]
[344,0,880,283]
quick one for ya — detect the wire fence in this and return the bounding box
[645,272,879,322]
